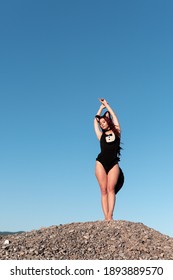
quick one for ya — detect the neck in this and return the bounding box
[103,127,111,132]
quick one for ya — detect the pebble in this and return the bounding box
[4,240,10,245]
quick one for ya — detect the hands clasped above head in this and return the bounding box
[98,98,109,109]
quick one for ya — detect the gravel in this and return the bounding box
[0,220,173,260]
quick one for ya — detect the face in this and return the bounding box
[99,118,109,130]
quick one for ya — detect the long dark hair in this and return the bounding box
[95,111,122,157]
[96,111,120,138]
[102,116,120,138]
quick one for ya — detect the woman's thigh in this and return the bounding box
[95,161,107,192]
[107,164,120,191]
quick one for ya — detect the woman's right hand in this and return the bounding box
[99,98,108,108]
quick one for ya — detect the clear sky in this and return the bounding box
[0,0,173,237]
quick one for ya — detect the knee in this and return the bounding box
[107,184,115,193]
[100,187,107,196]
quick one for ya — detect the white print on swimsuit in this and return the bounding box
[105,133,115,143]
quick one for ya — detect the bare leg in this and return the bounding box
[95,161,108,220]
[107,164,120,220]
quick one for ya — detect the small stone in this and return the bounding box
[4,240,10,245]
[83,235,89,239]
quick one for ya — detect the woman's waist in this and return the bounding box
[96,152,119,161]
[100,147,119,154]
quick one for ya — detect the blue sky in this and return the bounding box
[0,0,173,237]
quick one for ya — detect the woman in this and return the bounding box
[94,98,124,221]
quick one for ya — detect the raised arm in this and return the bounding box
[94,104,105,140]
[99,98,121,134]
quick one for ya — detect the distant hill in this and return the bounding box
[0,231,24,236]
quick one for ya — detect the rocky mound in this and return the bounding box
[0,220,173,260]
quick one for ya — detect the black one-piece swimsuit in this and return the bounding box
[96,131,120,174]
[96,131,124,194]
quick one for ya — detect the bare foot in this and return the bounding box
[106,216,113,221]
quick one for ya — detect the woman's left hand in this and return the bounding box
[99,98,109,107]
